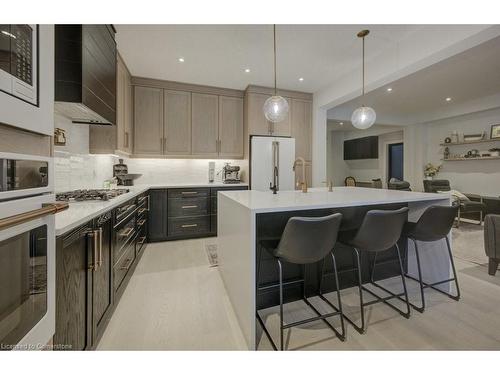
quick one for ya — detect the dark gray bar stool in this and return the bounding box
[403,205,460,312]
[334,207,411,334]
[256,213,345,350]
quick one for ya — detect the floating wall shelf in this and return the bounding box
[439,139,500,146]
[441,156,500,161]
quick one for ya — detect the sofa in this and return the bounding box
[484,214,500,275]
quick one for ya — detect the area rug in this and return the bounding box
[452,222,488,266]
[205,244,218,267]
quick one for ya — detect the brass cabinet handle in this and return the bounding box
[138,236,146,245]
[119,227,134,237]
[181,191,198,195]
[181,224,198,228]
[138,208,147,214]
[93,230,99,270]
[182,205,198,209]
[98,228,103,267]
[0,202,68,231]
[137,219,146,226]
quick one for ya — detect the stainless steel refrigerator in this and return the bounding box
[250,136,296,192]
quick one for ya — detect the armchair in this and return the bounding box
[423,179,486,227]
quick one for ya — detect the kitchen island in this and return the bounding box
[217,187,452,349]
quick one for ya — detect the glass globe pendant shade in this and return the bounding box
[263,95,289,123]
[351,106,376,130]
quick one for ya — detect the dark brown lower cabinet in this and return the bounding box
[91,213,113,346]
[54,223,93,351]
[55,194,148,350]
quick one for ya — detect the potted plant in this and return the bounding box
[424,163,441,180]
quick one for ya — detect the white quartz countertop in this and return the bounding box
[220,187,450,213]
[55,182,248,236]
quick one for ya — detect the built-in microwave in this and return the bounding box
[0,24,38,106]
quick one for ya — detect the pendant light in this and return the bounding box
[351,29,376,130]
[263,24,289,123]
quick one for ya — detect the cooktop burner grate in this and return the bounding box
[56,189,129,202]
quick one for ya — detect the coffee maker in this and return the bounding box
[222,163,241,184]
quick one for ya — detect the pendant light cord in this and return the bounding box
[273,24,277,96]
[362,35,365,98]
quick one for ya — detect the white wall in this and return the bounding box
[53,116,246,192]
[327,127,403,188]
[422,107,500,196]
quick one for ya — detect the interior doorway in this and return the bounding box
[388,142,404,182]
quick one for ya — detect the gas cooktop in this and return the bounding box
[56,189,129,202]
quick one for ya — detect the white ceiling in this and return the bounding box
[327,35,500,126]
[115,24,485,92]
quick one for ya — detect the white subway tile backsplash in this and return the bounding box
[54,152,247,192]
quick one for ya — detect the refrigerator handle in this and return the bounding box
[270,141,280,194]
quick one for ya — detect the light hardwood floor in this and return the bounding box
[98,238,500,350]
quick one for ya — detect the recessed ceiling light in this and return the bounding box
[178,57,185,63]
[445,97,452,102]
[339,122,344,126]
[299,77,304,82]
[244,68,251,73]
[387,87,393,92]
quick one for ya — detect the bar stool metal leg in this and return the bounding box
[405,238,426,312]
[404,237,461,308]
[338,247,366,334]
[317,252,346,341]
[446,236,461,300]
[278,259,284,351]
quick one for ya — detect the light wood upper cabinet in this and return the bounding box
[246,93,272,136]
[291,99,312,160]
[133,86,164,156]
[116,55,133,153]
[89,53,132,155]
[164,90,191,156]
[218,96,243,159]
[191,93,219,157]
[272,97,292,137]
[246,92,291,136]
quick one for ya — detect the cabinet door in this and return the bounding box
[116,55,127,152]
[218,96,243,158]
[133,86,164,156]
[164,90,192,156]
[54,224,92,351]
[246,93,272,136]
[92,218,113,344]
[291,99,312,160]
[191,93,219,157]
[272,96,292,137]
[148,189,168,241]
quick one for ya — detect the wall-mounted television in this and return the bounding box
[343,136,378,160]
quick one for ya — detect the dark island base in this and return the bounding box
[255,203,408,311]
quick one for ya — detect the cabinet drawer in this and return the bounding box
[168,197,208,217]
[168,188,208,199]
[114,241,135,292]
[136,226,147,257]
[168,216,210,237]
